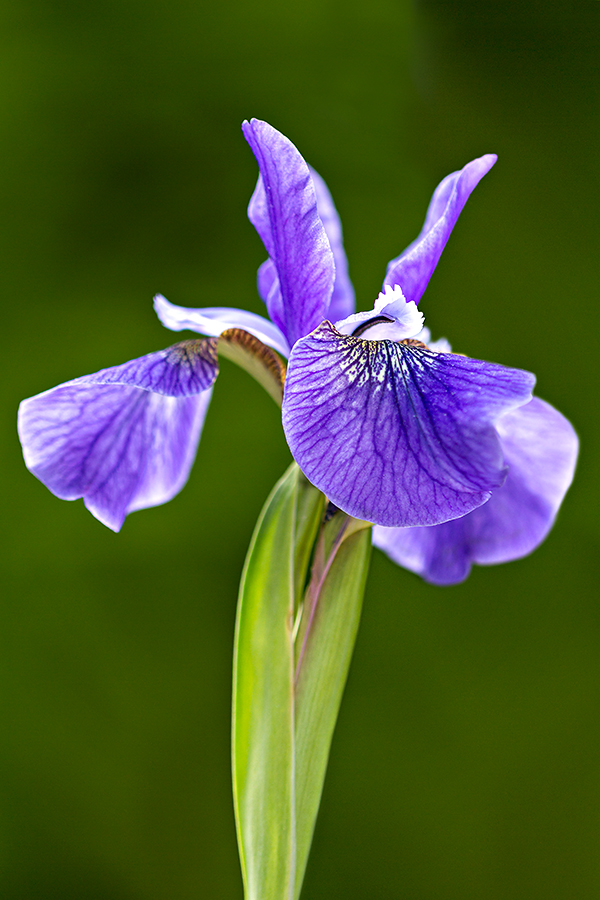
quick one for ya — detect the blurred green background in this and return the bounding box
[1,0,598,897]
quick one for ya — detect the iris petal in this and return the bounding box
[256,257,278,309]
[385,154,497,305]
[308,165,355,323]
[18,340,219,531]
[82,338,219,395]
[243,119,335,346]
[154,294,290,357]
[282,322,535,527]
[373,397,578,584]
[254,167,354,327]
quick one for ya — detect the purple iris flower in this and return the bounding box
[18,118,577,584]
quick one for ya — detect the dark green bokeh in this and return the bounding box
[1,1,598,897]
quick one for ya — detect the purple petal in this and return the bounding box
[18,341,219,531]
[83,338,219,395]
[257,257,278,309]
[374,517,473,585]
[154,294,290,357]
[373,397,578,584]
[282,323,535,527]
[308,166,355,323]
[243,119,334,346]
[385,154,497,305]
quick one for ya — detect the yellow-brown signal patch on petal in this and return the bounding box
[218,328,286,406]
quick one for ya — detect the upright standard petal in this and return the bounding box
[282,323,535,527]
[373,397,578,584]
[243,119,335,347]
[308,166,355,323]
[18,340,219,531]
[257,168,355,325]
[154,294,290,358]
[385,154,497,305]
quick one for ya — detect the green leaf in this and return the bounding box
[232,465,371,900]
[232,464,324,900]
[293,515,371,898]
[232,463,298,900]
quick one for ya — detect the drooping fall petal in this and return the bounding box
[282,323,535,527]
[373,397,578,583]
[18,340,219,531]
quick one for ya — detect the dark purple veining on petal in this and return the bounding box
[282,322,534,527]
[385,154,497,306]
[243,119,334,346]
[373,397,578,583]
